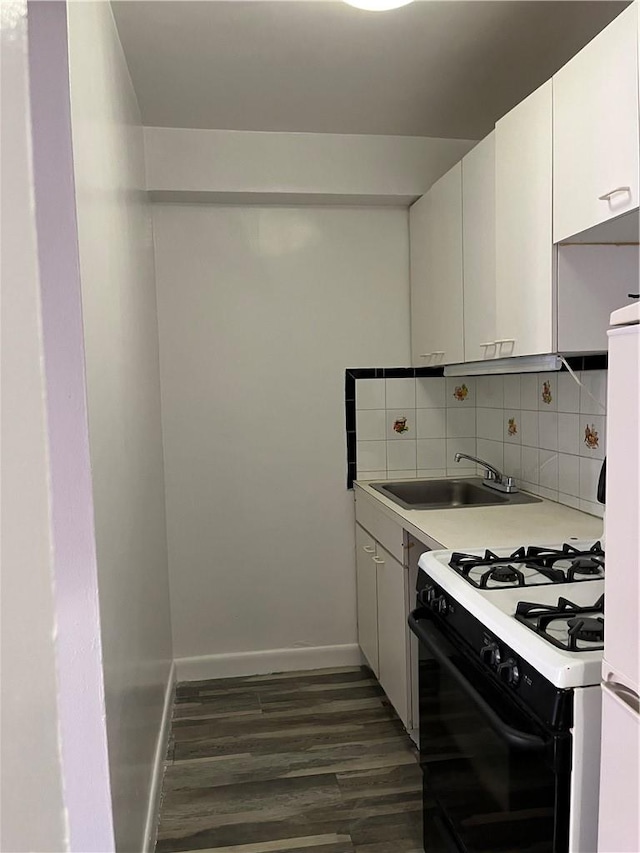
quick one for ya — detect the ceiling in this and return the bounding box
[112,0,627,139]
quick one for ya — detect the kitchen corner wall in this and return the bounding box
[355,369,607,518]
[1,6,68,849]
[66,3,173,850]
[152,204,411,671]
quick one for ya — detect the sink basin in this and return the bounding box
[369,478,541,511]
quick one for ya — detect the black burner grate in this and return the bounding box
[449,542,604,588]
[515,594,605,652]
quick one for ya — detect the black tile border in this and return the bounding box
[565,354,608,371]
[344,358,608,490]
[345,366,445,488]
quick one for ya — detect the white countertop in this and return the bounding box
[354,478,604,551]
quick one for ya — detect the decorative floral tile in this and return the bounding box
[584,423,599,450]
[539,374,557,410]
[393,416,409,434]
[579,415,605,460]
[387,410,415,440]
[453,383,469,402]
[446,377,475,406]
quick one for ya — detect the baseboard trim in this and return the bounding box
[174,644,363,682]
[142,661,175,853]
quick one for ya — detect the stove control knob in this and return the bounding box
[480,642,501,666]
[497,658,520,687]
[418,588,431,608]
[431,594,448,614]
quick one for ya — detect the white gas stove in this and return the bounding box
[410,537,605,853]
[419,540,605,689]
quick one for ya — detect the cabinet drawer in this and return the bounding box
[355,490,404,564]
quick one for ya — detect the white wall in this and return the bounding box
[144,127,476,204]
[0,4,68,848]
[27,3,115,849]
[152,204,411,675]
[66,3,173,850]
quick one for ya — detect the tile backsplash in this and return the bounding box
[354,369,607,518]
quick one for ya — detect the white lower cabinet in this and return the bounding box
[375,542,410,729]
[354,517,411,730]
[355,523,379,677]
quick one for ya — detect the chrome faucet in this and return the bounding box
[454,452,518,494]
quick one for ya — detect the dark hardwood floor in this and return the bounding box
[155,666,424,853]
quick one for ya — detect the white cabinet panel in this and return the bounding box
[354,497,411,728]
[375,543,410,729]
[603,320,640,687]
[553,4,639,243]
[495,80,554,358]
[355,523,379,677]
[598,683,640,853]
[354,489,404,563]
[463,133,496,363]
[410,163,464,367]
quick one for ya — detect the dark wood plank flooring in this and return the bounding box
[155,666,424,853]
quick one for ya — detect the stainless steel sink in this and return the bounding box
[369,478,541,511]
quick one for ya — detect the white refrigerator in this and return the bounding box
[598,302,640,853]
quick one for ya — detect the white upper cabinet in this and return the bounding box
[410,163,464,367]
[462,132,496,363]
[553,3,639,243]
[495,80,554,358]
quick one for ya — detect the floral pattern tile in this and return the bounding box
[393,416,409,435]
[353,372,606,500]
[453,383,469,402]
[584,423,599,450]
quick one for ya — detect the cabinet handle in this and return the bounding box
[479,342,495,347]
[362,545,375,554]
[419,353,433,359]
[598,186,631,201]
[495,339,515,344]
[372,556,385,565]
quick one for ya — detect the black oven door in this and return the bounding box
[409,609,571,853]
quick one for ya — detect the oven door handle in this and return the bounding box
[408,610,547,752]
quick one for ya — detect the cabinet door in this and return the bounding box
[463,132,496,362]
[553,4,639,243]
[355,523,379,676]
[375,543,410,728]
[495,80,554,357]
[410,163,464,367]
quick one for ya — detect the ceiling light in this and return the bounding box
[344,0,414,11]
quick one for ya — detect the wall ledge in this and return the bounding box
[149,190,418,207]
